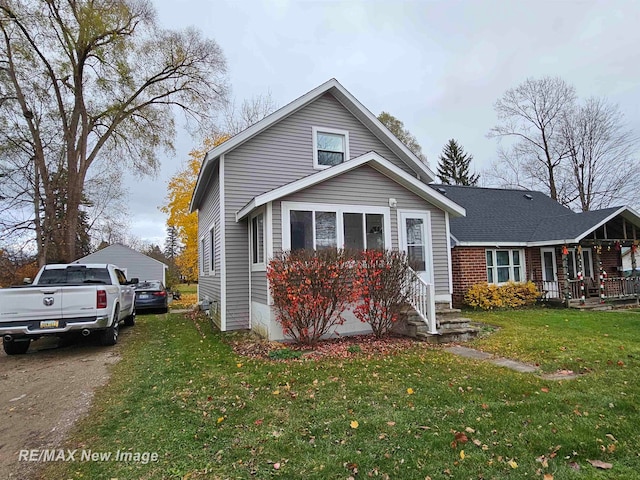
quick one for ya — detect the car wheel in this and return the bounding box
[124,308,136,327]
[100,310,119,346]
[3,338,30,355]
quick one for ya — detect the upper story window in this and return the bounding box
[486,249,524,284]
[312,127,350,169]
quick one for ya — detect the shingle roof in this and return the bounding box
[430,184,625,244]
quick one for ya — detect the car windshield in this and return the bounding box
[135,281,162,290]
[38,267,112,285]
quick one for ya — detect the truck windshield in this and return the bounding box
[38,267,112,285]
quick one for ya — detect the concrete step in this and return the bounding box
[438,317,472,330]
[416,327,479,344]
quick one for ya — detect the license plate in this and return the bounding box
[40,320,59,329]
[138,294,149,299]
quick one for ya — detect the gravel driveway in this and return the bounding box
[0,330,127,479]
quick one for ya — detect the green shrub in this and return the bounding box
[464,281,540,310]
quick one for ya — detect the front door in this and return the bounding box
[540,247,559,298]
[399,211,432,283]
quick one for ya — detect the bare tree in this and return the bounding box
[0,0,228,264]
[488,77,576,202]
[561,97,639,211]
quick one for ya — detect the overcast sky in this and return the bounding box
[126,0,640,246]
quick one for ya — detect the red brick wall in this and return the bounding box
[451,247,487,308]
[599,249,622,277]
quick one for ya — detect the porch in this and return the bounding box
[534,276,640,307]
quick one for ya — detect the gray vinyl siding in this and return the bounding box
[75,244,166,284]
[197,163,222,328]
[273,165,451,298]
[223,93,417,330]
[251,271,268,304]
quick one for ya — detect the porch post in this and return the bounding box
[577,245,585,305]
[632,243,638,276]
[595,245,605,304]
[562,245,570,307]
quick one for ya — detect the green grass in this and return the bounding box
[43,308,640,479]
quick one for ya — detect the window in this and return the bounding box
[567,247,593,279]
[486,249,524,284]
[312,127,349,169]
[209,224,216,275]
[200,236,207,275]
[283,202,390,251]
[251,212,265,269]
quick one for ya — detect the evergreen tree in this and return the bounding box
[164,225,181,260]
[437,139,480,186]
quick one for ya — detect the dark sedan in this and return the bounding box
[134,281,169,313]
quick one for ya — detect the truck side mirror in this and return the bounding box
[129,277,139,285]
[23,278,32,285]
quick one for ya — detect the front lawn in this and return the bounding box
[43,309,640,479]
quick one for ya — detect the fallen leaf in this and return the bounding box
[217,417,224,423]
[387,421,396,426]
[350,420,359,429]
[568,462,580,471]
[541,387,549,393]
[508,459,518,469]
[587,459,612,469]
[272,389,280,395]
[254,419,263,426]
[273,462,280,469]
[472,439,482,447]
[605,433,617,442]
[407,388,415,395]
[465,427,475,433]
[236,363,243,368]
[459,450,465,460]
[543,474,554,480]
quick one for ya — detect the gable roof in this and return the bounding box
[75,243,168,268]
[236,152,465,221]
[432,184,640,246]
[191,78,435,211]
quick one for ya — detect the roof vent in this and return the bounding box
[436,187,446,194]
[523,194,533,200]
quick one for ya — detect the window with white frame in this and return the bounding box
[200,236,207,275]
[486,249,524,284]
[284,202,390,251]
[209,224,216,275]
[312,127,349,169]
[251,212,265,269]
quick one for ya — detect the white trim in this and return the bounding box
[236,152,465,221]
[398,210,435,285]
[248,219,252,330]
[456,241,530,247]
[312,126,350,170]
[219,154,227,331]
[208,222,216,276]
[250,209,266,272]
[575,207,631,242]
[445,211,453,300]
[191,78,436,211]
[485,248,526,285]
[266,202,274,306]
[281,201,392,251]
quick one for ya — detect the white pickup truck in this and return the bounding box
[0,264,137,355]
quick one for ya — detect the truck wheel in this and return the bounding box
[100,309,119,346]
[3,338,30,355]
[124,308,136,327]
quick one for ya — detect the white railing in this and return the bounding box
[406,267,437,335]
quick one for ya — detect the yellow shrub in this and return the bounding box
[464,281,540,310]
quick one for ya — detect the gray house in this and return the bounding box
[190,79,466,340]
[75,244,168,284]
